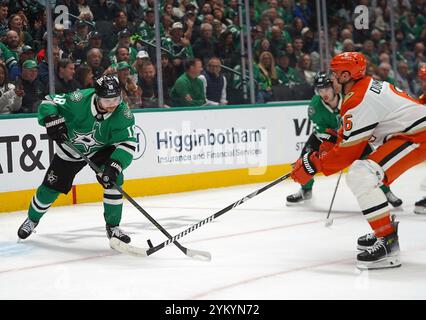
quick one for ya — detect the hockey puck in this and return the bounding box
[147,239,154,248]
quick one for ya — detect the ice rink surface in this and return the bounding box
[1,164,426,300]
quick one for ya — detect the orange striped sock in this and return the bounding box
[368,213,394,238]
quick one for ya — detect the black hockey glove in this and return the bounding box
[97,159,122,189]
[44,114,68,143]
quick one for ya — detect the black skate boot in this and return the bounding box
[414,198,426,214]
[17,218,39,240]
[106,224,131,244]
[385,190,403,208]
[286,189,312,206]
[356,230,401,270]
[357,215,399,250]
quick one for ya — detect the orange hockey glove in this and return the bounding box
[291,152,322,185]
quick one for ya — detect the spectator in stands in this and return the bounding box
[0,1,8,36]
[19,59,47,113]
[38,46,61,87]
[117,61,131,87]
[76,0,94,21]
[395,60,415,96]
[137,61,161,108]
[377,62,396,84]
[5,30,21,59]
[269,26,287,58]
[109,29,138,65]
[61,29,76,59]
[254,38,271,61]
[293,36,305,62]
[74,63,93,89]
[296,53,316,86]
[361,39,380,65]
[161,52,177,102]
[55,58,80,93]
[170,58,206,107]
[215,30,239,68]
[162,22,194,76]
[192,23,216,66]
[127,0,145,27]
[285,42,298,68]
[8,13,32,47]
[256,51,279,103]
[198,57,227,105]
[118,61,142,109]
[90,0,114,21]
[85,31,110,68]
[342,39,355,52]
[275,52,302,87]
[0,61,23,114]
[137,7,157,44]
[73,19,90,48]
[294,0,313,27]
[105,10,133,50]
[86,48,105,79]
[289,17,304,39]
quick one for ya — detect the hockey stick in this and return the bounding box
[324,171,343,227]
[63,140,211,261]
[140,171,293,256]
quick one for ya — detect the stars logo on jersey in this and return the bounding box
[70,91,83,102]
[123,107,133,119]
[46,170,58,185]
[71,130,103,153]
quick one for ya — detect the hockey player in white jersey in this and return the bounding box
[291,52,426,270]
[414,64,426,214]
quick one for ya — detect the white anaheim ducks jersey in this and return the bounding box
[341,77,426,149]
[319,76,426,175]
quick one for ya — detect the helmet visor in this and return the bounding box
[98,96,122,109]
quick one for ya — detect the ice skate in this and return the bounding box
[106,224,131,244]
[357,215,398,250]
[17,218,39,240]
[414,198,426,214]
[286,189,312,206]
[357,231,401,270]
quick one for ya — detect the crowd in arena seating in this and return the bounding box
[0,0,425,113]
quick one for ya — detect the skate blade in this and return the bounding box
[285,199,311,207]
[356,255,401,270]
[414,206,426,214]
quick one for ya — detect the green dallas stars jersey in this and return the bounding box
[307,93,342,141]
[38,89,137,169]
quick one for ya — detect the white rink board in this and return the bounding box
[0,105,311,192]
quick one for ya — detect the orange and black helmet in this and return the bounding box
[330,52,367,80]
[418,65,426,80]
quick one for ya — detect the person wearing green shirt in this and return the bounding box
[171,58,206,107]
[275,52,302,87]
[286,72,402,207]
[17,75,137,244]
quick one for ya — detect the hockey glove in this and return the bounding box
[319,129,338,156]
[97,159,122,189]
[44,114,68,143]
[291,152,322,185]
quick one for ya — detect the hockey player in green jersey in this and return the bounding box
[286,72,402,207]
[17,75,137,243]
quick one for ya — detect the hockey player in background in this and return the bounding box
[287,72,402,208]
[414,64,426,214]
[291,52,426,269]
[17,75,136,244]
